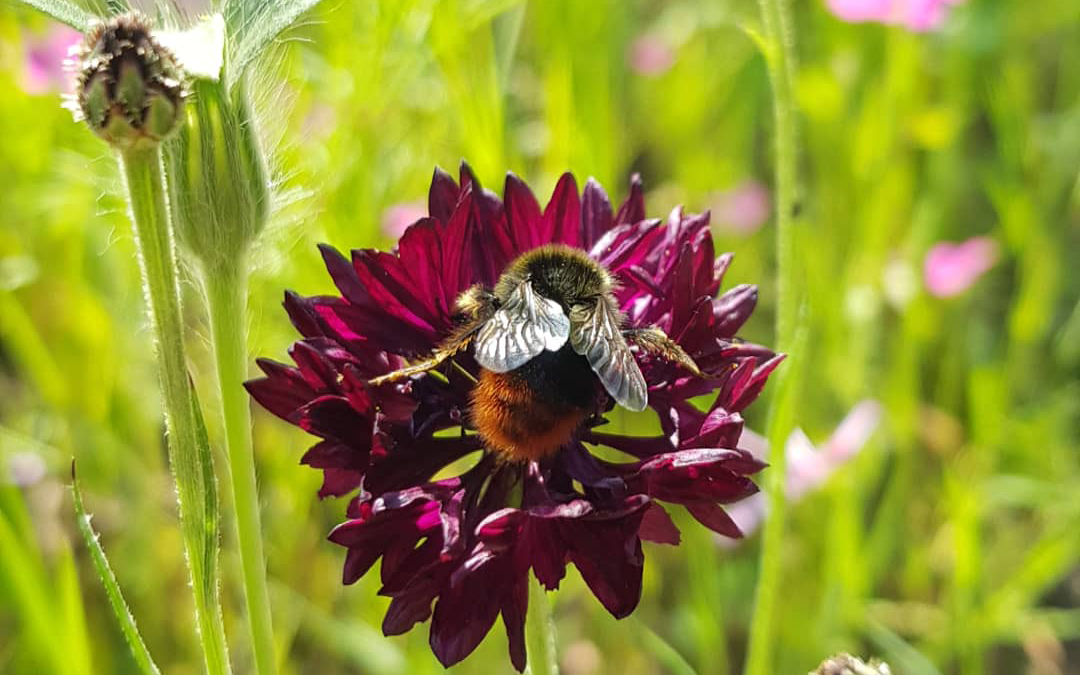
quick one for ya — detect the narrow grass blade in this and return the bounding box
[71,461,163,675]
[633,618,701,675]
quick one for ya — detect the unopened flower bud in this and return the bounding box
[73,14,184,148]
[165,76,270,268]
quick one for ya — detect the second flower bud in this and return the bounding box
[166,76,269,269]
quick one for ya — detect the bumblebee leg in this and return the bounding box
[623,326,702,376]
[369,287,497,387]
[454,284,498,320]
[367,352,455,386]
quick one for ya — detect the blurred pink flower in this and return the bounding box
[20,24,82,95]
[923,236,998,298]
[380,200,427,239]
[629,35,675,76]
[711,181,771,235]
[826,0,964,32]
[724,400,882,542]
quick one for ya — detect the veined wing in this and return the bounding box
[569,297,648,412]
[474,280,570,373]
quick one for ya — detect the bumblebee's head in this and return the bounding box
[498,245,613,310]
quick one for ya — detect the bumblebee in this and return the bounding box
[370,245,700,463]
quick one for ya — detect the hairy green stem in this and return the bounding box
[120,145,231,675]
[203,259,278,675]
[745,0,802,672]
[525,580,559,675]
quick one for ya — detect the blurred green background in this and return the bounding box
[2,1,1079,674]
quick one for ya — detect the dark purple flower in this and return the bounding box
[247,164,780,670]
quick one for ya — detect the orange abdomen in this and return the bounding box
[470,369,590,463]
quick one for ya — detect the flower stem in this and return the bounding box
[202,259,278,675]
[745,0,802,672]
[119,145,231,675]
[525,580,559,675]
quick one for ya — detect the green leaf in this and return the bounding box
[14,0,97,31]
[184,375,222,617]
[71,461,163,675]
[57,545,94,675]
[223,0,324,87]
[632,619,701,675]
[865,618,944,675]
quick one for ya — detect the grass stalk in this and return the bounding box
[744,0,802,672]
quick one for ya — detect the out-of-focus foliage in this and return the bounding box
[1,1,1078,674]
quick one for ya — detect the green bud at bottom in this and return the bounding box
[165,77,270,269]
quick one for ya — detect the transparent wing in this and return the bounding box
[474,280,570,373]
[569,297,648,412]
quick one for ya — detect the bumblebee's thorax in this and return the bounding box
[495,245,612,310]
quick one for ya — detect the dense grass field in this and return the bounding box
[1,1,1079,674]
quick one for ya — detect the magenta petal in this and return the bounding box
[614,173,646,226]
[319,244,368,305]
[638,502,681,545]
[622,447,762,504]
[725,354,785,413]
[283,290,323,338]
[713,284,759,336]
[429,553,508,668]
[397,218,451,318]
[428,166,460,225]
[685,406,744,450]
[245,359,315,420]
[543,172,582,248]
[686,501,742,538]
[291,395,372,446]
[501,573,529,672]
[319,469,364,499]
[383,579,441,635]
[342,545,382,584]
[566,509,646,618]
[300,440,359,470]
[505,173,544,253]
[592,219,665,272]
[581,177,615,248]
[439,187,485,297]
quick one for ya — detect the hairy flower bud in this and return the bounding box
[165,76,270,268]
[73,14,184,149]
